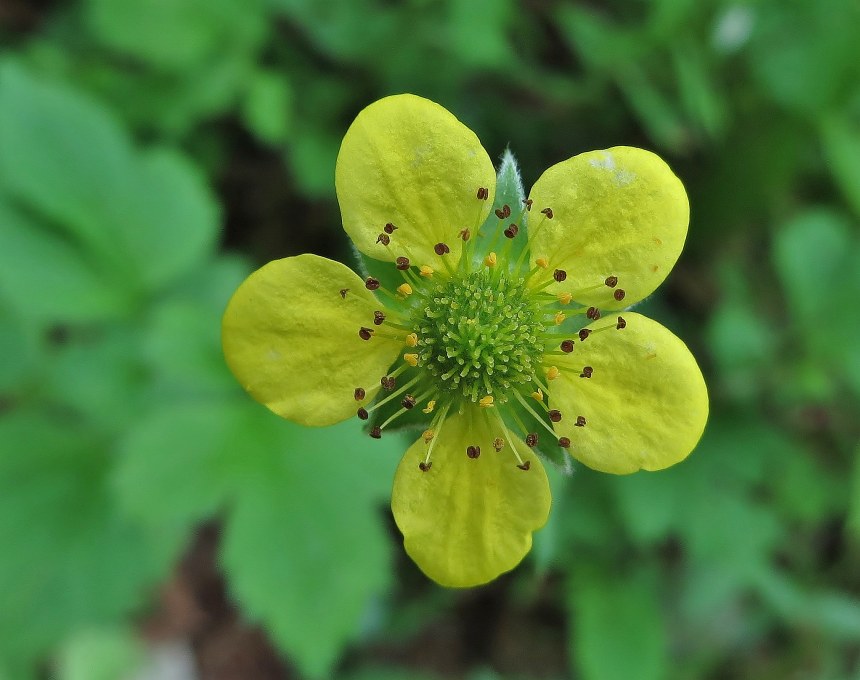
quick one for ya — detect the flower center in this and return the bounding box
[413,269,545,403]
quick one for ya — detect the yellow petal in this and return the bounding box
[336,94,496,267]
[550,312,707,474]
[527,147,689,308]
[222,254,401,426]
[391,407,551,588]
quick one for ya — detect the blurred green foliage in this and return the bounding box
[2,0,860,678]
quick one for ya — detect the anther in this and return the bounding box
[365,277,380,291]
[484,252,497,267]
[376,233,390,246]
[418,461,432,472]
[422,400,436,414]
[402,394,417,409]
[359,327,374,341]
[578,328,591,341]
[604,275,618,288]
[493,437,505,452]
[523,198,533,211]
[397,283,413,296]
[422,429,434,443]
[433,242,450,256]
[419,265,434,277]
[558,437,570,448]
[616,316,627,330]
[479,395,495,408]
[340,288,349,299]
[554,311,566,325]
[384,222,398,234]
[546,366,560,381]
[357,407,369,420]
[477,187,489,200]
[586,307,600,320]
[466,445,481,459]
[575,415,587,427]
[525,433,539,447]
[381,376,396,390]
[553,269,567,282]
[558,292,572,305]
[373,310,385,325]
[403,353,418,367]
[535,257,548,269]
[540,207,554,219]
[396,256,410,270]
[614,289,626,301]
[354,387,366,401]
[459,228,471,242]
[517,461,531,471]
[495,204,511,219]
[369,426,382,439]
[560,339,574,353]
[548,410,562,423]
[580,366,593,379]
[405,333,418,347]
[531,388,544,402]
[503,224,519,238]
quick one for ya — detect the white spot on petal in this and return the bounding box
[588,151,616,170]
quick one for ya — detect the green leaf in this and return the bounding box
[0,412,180,672]
[241,69,294,145]
[221,413,399,679]
[55,628,143,680]
[820,113,860,219]
[568,568,667,680]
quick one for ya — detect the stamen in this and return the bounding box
[554,311,566,325]
[357,407,369,420]
[560,339,574,353]
[576,415,587,427]
[402,394,417,409]
[523,198,533,211]
[518,461,531,471]
[373,310,386,326]
[466,445,481,459]
[553,269,567,282]
[433,242,450,256]
[484,252,497,267]
[558,437,570,448]
[531,388,544,402]
[540,207,554,219]
[558,292,572,305]
[384,222,398,234]
[604,275,618,288]
[545,366,560,381]
[525,433,538,447]
[376,233,390,246]
[586,307,600,320]
[580,366,593,378]
[535,258,548,269]
[405,333,418,347]
[477,187,489,200]
[503,224,519,238]
[340,288,349,299]
[548,410,562,422]
[359,327,374,341]
[495,204,511,219]
[422,429,434,443]
[369,426,382,439]
[493,437,505,452]
[403,353,419,367]
[479,395,494,408]
[459,228,471,242]
[381,375,396,390]
[419,265,434,277]
[579,328,591,341]
[419,461,432,472]
[421,403,452,468]
[617,316,627,330]
[396,256,410,270]
[423,400,436,414]
[614,289,626,301]
[397,283,413,297]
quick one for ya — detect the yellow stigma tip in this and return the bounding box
[422,400,436,414]
[558,292,572,305]
[403,353,419,367]
[422,429,434,443]
[405,332,418,347]
[484,252,497,267]
[536,257,549,269]
[479,395,495,408]
[419,265,434,277]
[546,366,560,381]
[397,283,413,296]
[554,311,566,325]
[531,388,544,402]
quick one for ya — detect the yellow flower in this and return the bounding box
[221,95,708,588]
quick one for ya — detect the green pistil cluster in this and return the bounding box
[413,268,546,403]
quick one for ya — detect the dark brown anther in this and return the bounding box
[459,228,471,242]
[525,432,539,447]
[575,415,587,427]
[604,276,618,288]
[580,366,593,379]
[517,461,531,471]
[503,224,519,238]
[381,376,396,391]
[558,437,571,448]
[354,387,366,401]
[553,269,567,282]
[523,198,533,211]
[578,328,592,341]
[434,242,450,256]
[586,307,600,320]
[494,204,511,219]
[616,316,627,330]
[493,437,505,452]
[369,426,382,439]
[614,288,626,301]
[365,277,380,291]
[540,207,554,219]
[339,288,349,299]
[395,256,410,270]
[359,327,374,341]
[548,410,562,423]
[560,339,574,353]
[402,394,417,409]
[466,445,481,459]
[477,187,489,200]
[419,461,432,471]
[357,407,369,420]
[376,233,390,246]
[384,222,398,234]
[373,310,386,326]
